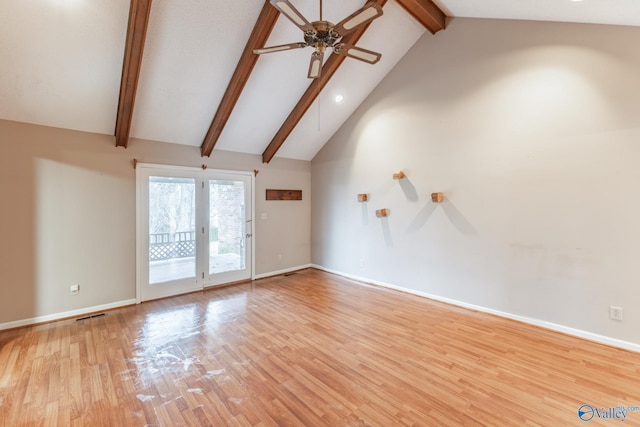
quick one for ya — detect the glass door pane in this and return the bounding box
[138,168,203,302]
[207,175,252,286]
[209,179,245,275]
[149,176,196,284]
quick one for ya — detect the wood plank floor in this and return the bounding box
[1,269,639,426]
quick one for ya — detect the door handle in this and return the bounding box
[246,233,252,238]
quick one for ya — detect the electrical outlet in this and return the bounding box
[70,284,80,295]
[609,306,623,321]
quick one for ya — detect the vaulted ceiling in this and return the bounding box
[2,0,640,162]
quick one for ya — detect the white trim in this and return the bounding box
[135,163,252,177]
[254,264,313,280]
[136,164,255,300]
[136,165,144,303]
[311,264,640,353]
[251,173,256,281]
[0,299,137,331]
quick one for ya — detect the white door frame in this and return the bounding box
[136,163,255,303]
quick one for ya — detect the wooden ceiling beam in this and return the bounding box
[200,1,280,157]
[262,0,388,164]
[395,0,446,34]
[115,0,153,148]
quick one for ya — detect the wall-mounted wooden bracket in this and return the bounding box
[202,164,208,170]
[376,208,389,218]
[357,193,369,203]
[254,169,259,176]
[133,158,138,169]
[393,171,406,180]
[431,192,444,203]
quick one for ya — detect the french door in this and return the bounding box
[136,164,253,301]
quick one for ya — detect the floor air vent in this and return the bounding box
[75,313,106,322]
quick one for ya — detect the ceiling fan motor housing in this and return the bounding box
[304,21,340,50]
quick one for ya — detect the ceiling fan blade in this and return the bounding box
[307,50,325,79]
[270,0,315,32]
[254,42,307,55]
[333,43,381,64]
[333,1,383,36]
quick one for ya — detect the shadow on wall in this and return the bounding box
[441,200,478,236]
[0,122,135,327]
[0,151,37,326]
[361,203,369,226]
[407,197,478,236]
[407,201,438,232]
[380,216,393,247]
[399,177,419,202]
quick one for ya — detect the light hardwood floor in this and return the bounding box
[1,269,639,426]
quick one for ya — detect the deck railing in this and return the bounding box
[149,229,218,261]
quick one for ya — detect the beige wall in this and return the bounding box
[0,119,310,325]
[311,18,640,347]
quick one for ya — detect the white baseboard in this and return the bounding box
[311,264,640,353]
[0,265,312,330]
[0,299,137,331]
[253,264,312,280]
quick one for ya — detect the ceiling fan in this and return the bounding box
[254,0,384,79]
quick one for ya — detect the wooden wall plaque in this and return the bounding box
[266,189,302,201]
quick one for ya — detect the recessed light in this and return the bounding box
[334,94,344,103]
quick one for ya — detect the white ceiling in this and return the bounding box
[2,0,640,161]
[439,0,640,27]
